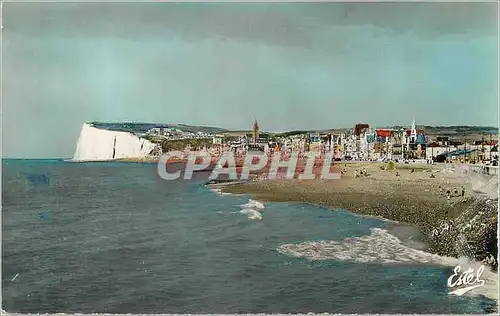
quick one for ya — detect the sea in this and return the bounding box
[1,159,498,314]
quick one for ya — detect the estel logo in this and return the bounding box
[447,265,486,296]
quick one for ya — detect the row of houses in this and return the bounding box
[146,127,213,140]
[300,120,497,163]
[209,119,498,164]
[339,120,431,160]
[430,146,498,164]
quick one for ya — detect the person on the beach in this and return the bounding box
[461,186,465,197]
[446,189,451,200]
[395,171,400,177]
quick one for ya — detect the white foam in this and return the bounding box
[209,187,233,196]
[449,164,498,198]
[278,228,498,301]
[210,187,222,195]
[240,208,263,220]
[241,199,265,209]
[278,228,458,265]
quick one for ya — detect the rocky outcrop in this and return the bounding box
[426,197,498,269]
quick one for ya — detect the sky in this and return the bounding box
[2,2,499,158]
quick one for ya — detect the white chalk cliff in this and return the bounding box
[73,123,157,161]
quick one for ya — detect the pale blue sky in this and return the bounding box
[2,2,498,158]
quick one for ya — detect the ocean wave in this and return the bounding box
[277,228,498,301]
[241,199,265,209]
[278,228,458,266]
[240,209,263,220]
[278,228,459,265]
[209,187,233,196]
[210,187,222,194]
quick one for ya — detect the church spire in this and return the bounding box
[252,117,259,142]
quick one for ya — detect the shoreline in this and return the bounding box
[214,163,498,269]
[210,165,499,302]
[210,181,429,250]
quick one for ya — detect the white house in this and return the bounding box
[426,146,456,159]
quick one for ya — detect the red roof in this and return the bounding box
[376,129,392,137]
[353,124,369,136]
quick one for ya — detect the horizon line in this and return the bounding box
[86,121,499,131]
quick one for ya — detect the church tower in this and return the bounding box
[252,118,260,143]
[404,118,417,155]
[410,118,417,143]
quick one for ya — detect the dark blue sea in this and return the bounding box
[1,159,497,313]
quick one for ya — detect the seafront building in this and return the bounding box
[328,119,497,163]
[75,121,497,165]
[335,121,424,161]
[141,117,498,165]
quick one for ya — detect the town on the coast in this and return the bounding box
[139,119,498,166]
